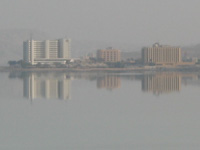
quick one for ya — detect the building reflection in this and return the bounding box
[97,75,121,90]
[23,73,71,100]
[142,73,181,95]
[8,71,200,99]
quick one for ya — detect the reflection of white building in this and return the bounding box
[23,73,71,100]
[23,38,71,65]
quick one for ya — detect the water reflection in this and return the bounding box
[142,73,182,95]
[7,71,200,100]
[97,75,121,90]
[23,73,71,100]
[3,71,200,149]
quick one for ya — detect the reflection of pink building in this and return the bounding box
[97,76,121,90]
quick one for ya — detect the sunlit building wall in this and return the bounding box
[97,48,121,62]
[142,43,182,65]
[23,39,71,65]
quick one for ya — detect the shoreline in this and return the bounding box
[1,65,200,73]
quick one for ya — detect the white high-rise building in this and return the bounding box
[23,38,71,65]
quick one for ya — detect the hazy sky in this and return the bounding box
[1,0,200,45]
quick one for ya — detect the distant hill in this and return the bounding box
[182,45,200,58]
[121,51,141,60]
[72,40,142,58]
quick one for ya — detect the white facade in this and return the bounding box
[23,39,71,65]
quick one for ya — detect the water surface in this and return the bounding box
[0,71,200,150]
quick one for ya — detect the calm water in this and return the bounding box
[1,71,200,150]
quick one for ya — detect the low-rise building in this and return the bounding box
[97,48,121,62]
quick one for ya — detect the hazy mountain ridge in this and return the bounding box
[72,40,142,58]
[182,45,200,58]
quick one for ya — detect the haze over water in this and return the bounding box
[0,71,200,150]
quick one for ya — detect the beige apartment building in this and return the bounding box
[142,43,182,65]
[97,48,121,62]
[23,38,71,65]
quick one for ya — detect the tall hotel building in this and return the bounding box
[97,48,121,62]
[23,38,71,65]
[142,43,182,65]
